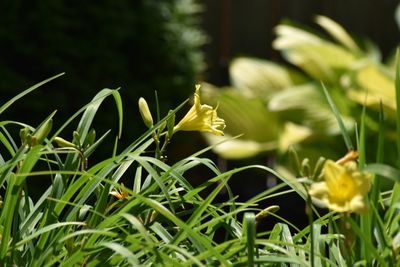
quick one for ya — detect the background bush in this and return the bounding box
[0,0,206,136]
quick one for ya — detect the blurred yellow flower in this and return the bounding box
[110,186,129,200]
[309,160,371,213]
[174,85,225,136]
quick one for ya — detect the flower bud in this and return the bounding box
[255,205,280,223]
[166,110,175,138]
[73,131,81,146]
[32,118,52,146]
[20,127,31,146]
[84,128,96,148]
[138,97,153,128]
[54,137,76,148]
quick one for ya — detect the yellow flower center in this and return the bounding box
[308,159,371,213]
[327,172,356,204]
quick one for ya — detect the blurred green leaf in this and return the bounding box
[273,24,357,83]
[348,63,396,115]
[278,122,312,152]
[202,133,277,160]
[363,163,400,182]
[199,83,283,159]
[315,15,361,54]
[395,4,400,31]
[269,83,354,135]
[230,57,306,99]
[201,83,281,142]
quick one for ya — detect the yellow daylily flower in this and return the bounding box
[309,159,371,213]
[110,186,129,200]
[174,85,226,136]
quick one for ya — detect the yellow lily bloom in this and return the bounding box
[309,160,371,213]
[174,85,226,136]
[110,186,129,200]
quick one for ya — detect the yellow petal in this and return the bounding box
[309,159,371,213]
[174,85,226,136]
[309,182,329,199]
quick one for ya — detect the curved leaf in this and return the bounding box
[201,83,281,142]
[77,88,121,142]
[269,83,354,135]
[396,3,400,31]
[273,24,357,82]
[202,133,277,160]
[229,57,306,99]
[363,164,400,183]
[348,63,396,115]
[315,15,361,54]
[0,73,64,115]
[278,122,312,152]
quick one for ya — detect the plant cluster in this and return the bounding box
[0,64,399,265]
[0,13,399,267]
[200,15,399,166]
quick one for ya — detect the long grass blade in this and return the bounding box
[243,213,256,267]
[138,196,231,266]
[396,47,400,167]
[0,145,43,261]
[362,163,400,182]
[111,90,123,139]
[321,82,353,150]
[13,222,85,249]
[0,73,64,115]
[386,47,400,237]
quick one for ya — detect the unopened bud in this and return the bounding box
[301,158,311,177]
[138,97,153,128]
[255,205,280,223]
[73,131,81,146]
[32,119,52,146]
[54,137,76,148]
[167,110,175,138]
[84,129,96,147]
[20,127,31,146]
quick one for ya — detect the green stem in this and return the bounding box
[152,132,161,160]
[306,193,315,267]
[159,136,170,160]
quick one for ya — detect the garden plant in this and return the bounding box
[200,15,399,166]
[0,18,399,267]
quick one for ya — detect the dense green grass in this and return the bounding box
[0,51,399,266]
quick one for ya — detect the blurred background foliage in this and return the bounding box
[201,15,400,170]
[199,4,399,225]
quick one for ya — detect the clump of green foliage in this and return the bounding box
[0,65,399,266]
[0,75,278,266]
